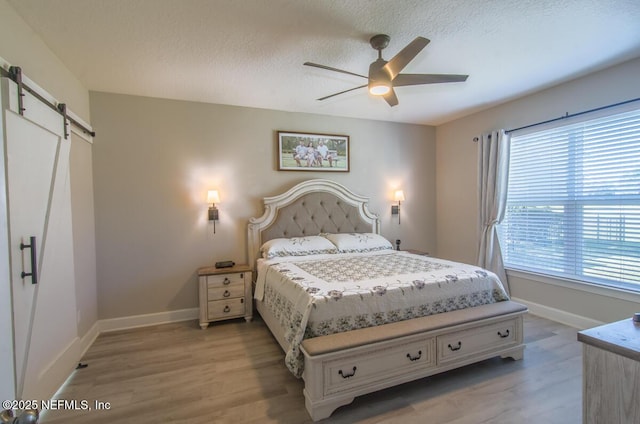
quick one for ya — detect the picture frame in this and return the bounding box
[277,131,350,172]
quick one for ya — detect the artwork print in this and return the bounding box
[277,131,349,172]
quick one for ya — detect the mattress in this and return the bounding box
[255,250,510,377]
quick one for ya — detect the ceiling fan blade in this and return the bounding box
[304,62,367,79]
[393,73,469,86]
[383,37,430,80]
[317,84,368,101]
[383,88,399,107]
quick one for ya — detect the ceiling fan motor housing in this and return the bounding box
[368,58,392,94]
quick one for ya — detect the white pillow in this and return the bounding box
[260,236,338,259]
[322,233,393,253]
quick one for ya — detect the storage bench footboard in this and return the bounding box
[301,301,527,421]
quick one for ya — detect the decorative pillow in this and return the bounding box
[321,233,393,253]
[260,236,338,259]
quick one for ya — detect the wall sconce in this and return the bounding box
[391,190,405,224]
[207,190,220,233]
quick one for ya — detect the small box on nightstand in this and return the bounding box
[197,264,252,329]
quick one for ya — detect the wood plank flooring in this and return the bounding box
[40,314,582,424]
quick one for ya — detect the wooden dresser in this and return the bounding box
[198,264,252,329]
[577,318,640,424]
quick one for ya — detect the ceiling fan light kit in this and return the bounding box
[369,85,390,95]
[369,81,391,95]
[304,34,469,107]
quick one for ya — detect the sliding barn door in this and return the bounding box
[0,80,14,403]
[1,78,78,400]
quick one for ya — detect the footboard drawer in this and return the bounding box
[437,317,518,364]
[324,338,435,395]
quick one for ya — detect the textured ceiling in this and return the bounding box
[8,0,640,125]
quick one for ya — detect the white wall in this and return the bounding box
[0,0,97,338]
[90,92,436,320]
[0,0,90,122]
[436,57,640,325]
[69,133,98,335]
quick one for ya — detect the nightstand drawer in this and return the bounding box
[207,298,245,320]
[206,272,246,288]
[208,284,244,300]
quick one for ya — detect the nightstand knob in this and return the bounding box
[223,290,231,298]
[223,305,230,313]
[223,278,231,285]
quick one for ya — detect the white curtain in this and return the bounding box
[477,129,510,294]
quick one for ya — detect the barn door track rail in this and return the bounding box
[0,65,95,138]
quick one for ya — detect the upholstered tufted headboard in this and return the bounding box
[247,179,380,268]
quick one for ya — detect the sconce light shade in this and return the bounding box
[207,190,220,204]
[394,190,405,202]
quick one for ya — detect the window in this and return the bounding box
[499,106,640,292]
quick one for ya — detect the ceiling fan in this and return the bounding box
[304,34,468,107]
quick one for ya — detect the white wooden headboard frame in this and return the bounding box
[248,179,380,268]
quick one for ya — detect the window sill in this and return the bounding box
[505,268,640,304]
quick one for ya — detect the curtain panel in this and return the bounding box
[477,129,510,294]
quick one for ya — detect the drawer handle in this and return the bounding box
[223,290,231,298]
[338,366,357,379]
[497,329,510,338]
[448,341,462,351]
[223,278,231,285]
[223,305,231,313]
[406,350,422,362]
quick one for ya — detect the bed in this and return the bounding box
[248,179,527,421]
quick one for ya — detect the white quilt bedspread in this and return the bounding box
[255,250,509,377]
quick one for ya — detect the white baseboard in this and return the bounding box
[36,321,100,402]
[76,321,101,359]
[98,307,199,333]
[511,297,604,330]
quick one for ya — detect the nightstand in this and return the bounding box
[404,249,430,256]
[198,264,252,329]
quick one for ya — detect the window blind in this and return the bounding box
[499,107,640,291]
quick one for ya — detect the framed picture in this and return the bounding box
[277,131,350,172]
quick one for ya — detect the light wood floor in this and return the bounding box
[40,314,582,424]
